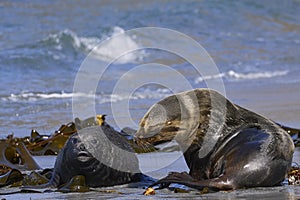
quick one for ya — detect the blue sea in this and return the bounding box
[0,1,300,199]
[1,0,299,137]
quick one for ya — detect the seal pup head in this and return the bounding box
[66,133,96,166]
[135,90,201,149]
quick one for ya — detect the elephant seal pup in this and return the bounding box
[135,88,294,190]
[25,125,150,190]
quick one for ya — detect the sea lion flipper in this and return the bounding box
[149,171,194,189]
[149,171,235,190]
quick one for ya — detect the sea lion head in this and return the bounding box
[135,91,200,148]
[66,133,96,165]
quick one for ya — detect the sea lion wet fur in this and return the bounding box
[135,88,294,190]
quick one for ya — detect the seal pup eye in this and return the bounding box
[167,121,172,125]
[72,138,78,144]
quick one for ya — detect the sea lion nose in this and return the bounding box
[136,127,145,137]
[78,143,86,151]
[134,127,145,146]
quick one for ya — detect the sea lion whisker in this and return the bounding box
[135,138,157,153]
[161,126,180,132]
[140,141,153,152]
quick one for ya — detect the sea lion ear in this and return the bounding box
[139,119,145,127]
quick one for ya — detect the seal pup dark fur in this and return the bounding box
[24,125,151,190]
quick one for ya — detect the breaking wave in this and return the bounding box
[1,88,172,104]
[1,91,93,102]
[42,27,146,64]
[195,70,289,83]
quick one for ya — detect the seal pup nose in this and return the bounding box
[78,143,86,151]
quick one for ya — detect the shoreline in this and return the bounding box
[227,81,300,127]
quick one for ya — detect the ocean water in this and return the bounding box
[0,0,300,199]
[1,0,300,137]
[0,0,299,134]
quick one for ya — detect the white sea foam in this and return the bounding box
[194,73,226,83]
[1,88,172,103]
[86,27,145,64]
[45,29,82,50]
[2,92,94,102]
[98,88,172,104]
[44,27,145,64]
[195,70,288,84]
[226,70,288,79]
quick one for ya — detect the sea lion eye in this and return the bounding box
[140,120,145,127]
[72,138,78,144]
[167,121,172,125]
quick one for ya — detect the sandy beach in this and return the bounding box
[1,150,299,200]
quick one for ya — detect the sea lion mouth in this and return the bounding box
[161,126,180,132]
[77,151,93,162]
[135,125,185,146]
[137,126,180,138]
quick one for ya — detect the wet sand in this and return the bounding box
[1,149,299,200]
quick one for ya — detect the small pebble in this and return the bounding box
[143,187,155,196]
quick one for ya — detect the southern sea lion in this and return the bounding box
[25,125,150,189]
[135,88,294,190]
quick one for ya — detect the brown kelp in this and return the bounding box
[0,141,40,171]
